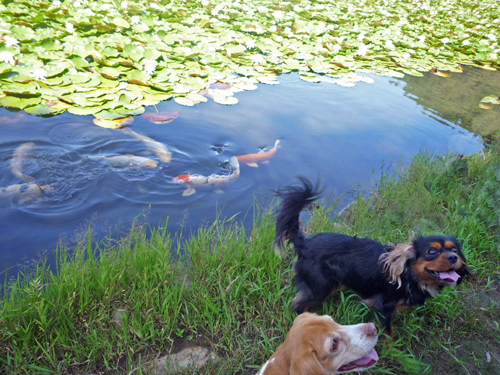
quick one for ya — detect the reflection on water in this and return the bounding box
[0,68,498,278]
[402,65,500,137]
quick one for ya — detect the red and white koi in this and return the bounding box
[236,140,280,167]
[172,156,240,196]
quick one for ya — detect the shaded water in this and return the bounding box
[1,67,497,277]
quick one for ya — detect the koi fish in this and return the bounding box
[9,142,35,182]
[122,128,172,162]
[236,140,280,167]
[172,156,240,196]
[102,154,158,169]
[141,111,179,124]
[0,183,53,205]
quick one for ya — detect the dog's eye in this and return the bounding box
[427,249,438,257]
[451,246,457,253]
[331,340,339,352]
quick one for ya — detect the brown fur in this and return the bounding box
[257,313,378,375]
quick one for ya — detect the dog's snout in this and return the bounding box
[446,254,458,264]
[363,323,377,337]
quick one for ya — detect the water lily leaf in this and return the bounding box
[0,96,40,109]
[256,75,279,85]
[480,96,500,105]
[283,59,301,71]
[93,116,133,129]
[132,24,150,33]
[68,56,90,69]
[24,104,58,116]
[0,63,13,75]
[99,68,122,79]
[141,111,179,124]
[213,94,238,105]
[477,65,496,71]
[66,105,98,115]
[174,97,195,106]
[186,92,208,103]
[102,47,120,58]
[41,39,63,51]
[299,73,321,83]
[479,103,491,110]
[3,82,39,95]
[128,70,150,86]
[112,18,130,29]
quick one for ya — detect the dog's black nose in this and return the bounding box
[446,254,458,264]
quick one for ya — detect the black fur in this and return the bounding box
[273,178,470,335]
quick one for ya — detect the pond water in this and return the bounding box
[1,66,498,278]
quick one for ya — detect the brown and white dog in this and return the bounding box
[257,313,379,375]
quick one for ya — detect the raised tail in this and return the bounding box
[272,177,320,256]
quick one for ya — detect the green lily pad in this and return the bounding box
[0,96,40,109]
[24,104,58,116]
[112,18,130,29]
[174,97,195,106]
[480,96,500,105]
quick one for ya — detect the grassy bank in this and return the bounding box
[1,145,500,374]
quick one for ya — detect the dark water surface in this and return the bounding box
[1,67,498,277]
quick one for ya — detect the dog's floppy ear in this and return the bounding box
[455,242,470,284]
[290,348,326,375]
[379,242,415,288]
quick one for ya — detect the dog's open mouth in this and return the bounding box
[338,349,379,372]
[426,268,460,284]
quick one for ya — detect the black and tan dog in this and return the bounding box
[273,177,470,336]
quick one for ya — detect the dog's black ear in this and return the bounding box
[379,242,415,288]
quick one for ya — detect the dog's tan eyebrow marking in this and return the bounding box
[444,241,454,248]
[430,242,441,250]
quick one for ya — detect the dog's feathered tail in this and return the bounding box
[273,177,320,256]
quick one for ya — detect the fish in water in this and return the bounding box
[102,154,158,169]
[141,111,179,124]
[9,142,36,182]
[172,156,240,196]
[122,128,172,163]
[0,183,52,205]
[236,140,280,167]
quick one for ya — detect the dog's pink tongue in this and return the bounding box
[353,349,379,366]
[439,270,460,282]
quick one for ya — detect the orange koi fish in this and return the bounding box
[236,140,280,167]
[172,156,240,196]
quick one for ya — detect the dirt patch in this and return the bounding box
[411,279,500,375]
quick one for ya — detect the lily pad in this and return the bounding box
[480,96,500,105]
[141,111,179,124]
[93,116,134,129]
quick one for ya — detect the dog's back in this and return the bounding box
[273,177,319,256]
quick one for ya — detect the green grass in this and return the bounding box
[1,145,500,374]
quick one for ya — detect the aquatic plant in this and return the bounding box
[0,0,498,119]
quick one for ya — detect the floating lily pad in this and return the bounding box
[141,111,179,124]
[0,0,497,115]
[480,96,500,105]
[93,116,134,129]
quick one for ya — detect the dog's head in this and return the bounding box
[258,313,378,375]
[380,235,470,296]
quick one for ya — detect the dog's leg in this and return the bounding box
[375,302,397,339]
[291,281,337,314]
